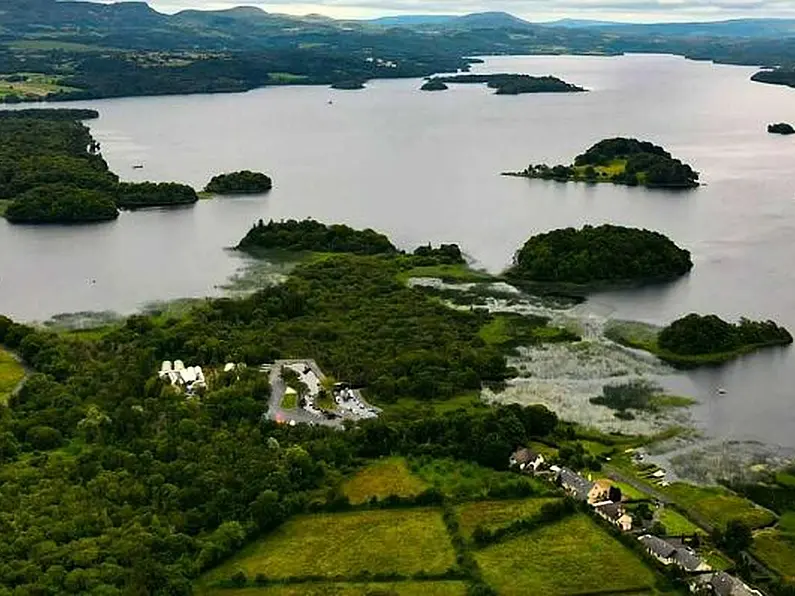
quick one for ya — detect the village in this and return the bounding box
[509,447,764,596]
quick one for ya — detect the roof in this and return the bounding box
[512,448,540,465]
[592,479,613,494]
[674,547,706,572]
[709,573,760,596]
[638,535,676,559]
[559,467,594,500]
[595,501,623,521]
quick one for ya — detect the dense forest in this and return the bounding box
[507,224,693,287]
[0,111,210,222]
[434,74,585,94]
[421,79,449,91]
[510,138,700,189]
[204,171,273,195]
[237,219,399,255]
[658,314,793,356]
[752,69,795,89]
[0,247,565,593]
[768,122,795,135]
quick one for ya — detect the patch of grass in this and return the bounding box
[650,395,697,409]
[268,72,310,83]
[527,441,558,460]
[281,392,297,409]
[410,457,552,500]
[378,392,487,418]
[779,511,795,534]
[199,509,456,584]
[753,530,795,581]
[197,581,468,595]
[0,200,10,217]
[478,313,579,353]
[0,73,77,99]
[664,483,776,530]
[476,514,660,595]
[395,263,494,284]
[776,473,795,489]
[455,498,561,539]
[609,481,647,501]
[658,508,705,536]
[341,458,428,505]
[702,549,733,571]
[0,348,25,405]
[316,391,336,411]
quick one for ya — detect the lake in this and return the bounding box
[1,53,794,446]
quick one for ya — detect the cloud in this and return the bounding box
[117,0,795,21]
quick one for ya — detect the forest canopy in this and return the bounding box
[507,224,693,286]
[237,219,399,255]
[115,182,198,209]
[434,73,585,95]
[510,137,700,189]
[658,314,793,356]
[204,171,273,195]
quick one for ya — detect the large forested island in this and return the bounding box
[609,313,793,367]
[0,109,218,223]
[506,224,693,289]
[204,171,273,195]
[768,122,795,135]
[237,218,399,255]
[506,138,700,189]
[752,68,795,89]
[429,74,586,95]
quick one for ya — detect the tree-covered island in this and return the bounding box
[505,138,700,189]
[505,224,693,291]
[330,80,366,90]
[608,313,793,367]
[204,171,273,195]
[420,78,449,91]
[431,73,586,95]
[768,122,795,135]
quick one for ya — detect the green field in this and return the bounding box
[455,498,560,539]
[199,509,456,585]
[664,483,775,530]
[379,392,487,417]
[658,507,705,535]
[281,392,297,409]
[0,348,25,405]
[197,581,468,595]
[475,514,660,595]
[753,530,795,581]
[341,458,428,504]
[607,480,647,501]
[410,457,551,500]
[267,72,310,83]
[779,511,795,533]
[395,263,493,284]
[0,73,77,99]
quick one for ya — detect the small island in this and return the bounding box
[505,138,700,189]
[505,224,693,291]
[768,122,795,135]
[204,171,273,195]
[420,78,449,92]
[330,80,366,90]
[609,313,793,367]
[237,218,398,255]
[433,74,585,95]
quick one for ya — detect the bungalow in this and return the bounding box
[594,501,633,531]
[692,572,764,596]
[557,467,595,501]
[639,535,710,573]
[509,448,545,473]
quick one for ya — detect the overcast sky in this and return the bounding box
[120,0,795,21]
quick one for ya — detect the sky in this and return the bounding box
[117,0,795,22]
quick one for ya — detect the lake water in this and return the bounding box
[1,54,794,447]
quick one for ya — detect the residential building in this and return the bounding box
[639,535,710,573]
[557,467,595,501]
[594,501,633,531]
[509,448,545,473]
[692,572,764,596]
[588,479,614,504]
[639,534,677,565]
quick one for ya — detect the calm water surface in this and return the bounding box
[1,54,794,445]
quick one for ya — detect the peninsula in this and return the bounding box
[608,313,793,367]
[768,122,795,135]
[205,171,273,195]
[505,224,693,291]
[430,74,586,95]
[505,138,700,189]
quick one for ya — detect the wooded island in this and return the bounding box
[506,138,700,189]
[205,171,273,195]
[428,74,585,95]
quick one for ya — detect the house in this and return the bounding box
[509,448,545,473]
[594,501,633,531]
[639,535,710,573]
[159,360,206,393]
[558,467,595,501]
[639,534,677,565]
[588,479,614,505]
[692,572,764,596]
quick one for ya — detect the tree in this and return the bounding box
[722,520,752,554]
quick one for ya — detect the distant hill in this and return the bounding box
[546,17,795,38]
[367,15,457,26]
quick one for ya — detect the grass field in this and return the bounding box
[410,457,552,500]
[341,458,428,504]
[199,509,456,584]
[455,498,560,539]
[664,483,775,530]
[267,72,310,83]
[379,392,487,417]
[753,530,795,581]
[608,480,647,501]
[0,348,25,405]
[779,511,795,533]
[475,514,660,595]
[197,581,468,595]
[658,507,705,535]
[0,73,76,99]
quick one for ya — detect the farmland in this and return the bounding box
[0,73,76,99]
[658,507,706,536]
[199,509,456,585]
[197,581,468,595]
[664,483,776,530]
[475,514,662,595]
[0,348,24,405]
[341,457,428,504]
[455,498,560,539]
[753,530,795,581]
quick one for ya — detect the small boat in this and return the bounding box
[132,164,144,169]
[327,100,333,105]
[717,387,727,395]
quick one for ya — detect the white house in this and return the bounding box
[509,448,545,473]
